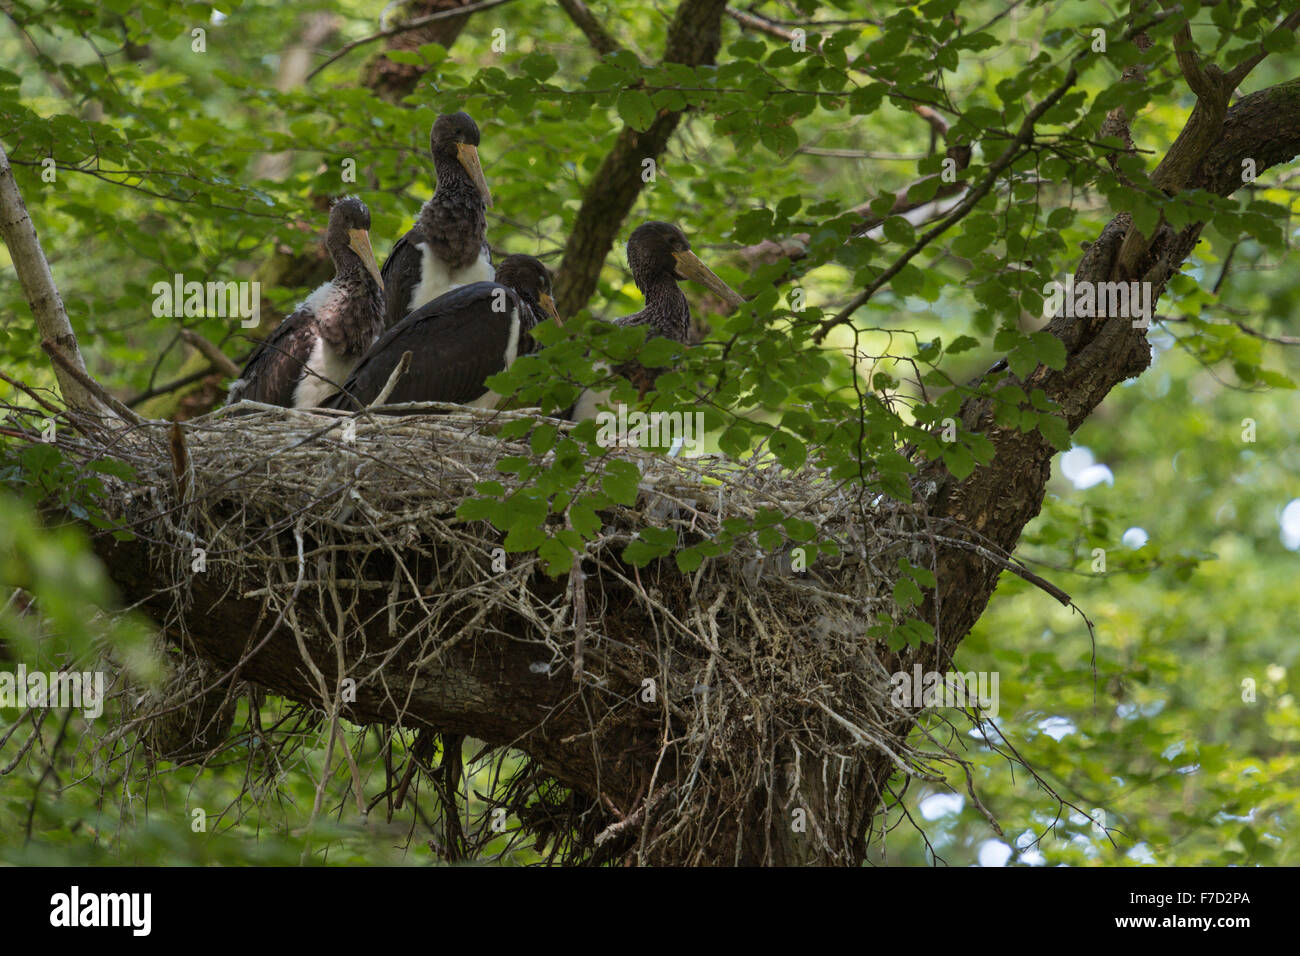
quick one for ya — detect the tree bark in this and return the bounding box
[553,0,732,316]
[0,142,103,415]
[364,0,481,103]
[13,8,1299,861]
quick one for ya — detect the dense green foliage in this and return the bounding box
[1,0,1297,865]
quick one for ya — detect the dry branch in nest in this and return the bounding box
[20,400,982,865]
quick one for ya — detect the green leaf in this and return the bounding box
[519,52,559,80]
[616,90,656,131]
[1030,331,1067,371]
[530,423,558,456]
[675,547,704,573]
[503,524,546,552]
[769,430,807,469]
[942,443,975,480]
[893,575,923,608]
[457,497,503,524]
[602,459,642,505]
[624,526,676,566]
[537,536,573,575]
[1036,413,1071,451]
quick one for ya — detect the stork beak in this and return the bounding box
[671,250,746,311]
[456,142,493,207]
[539,292,561,324]
[348,229,384,290]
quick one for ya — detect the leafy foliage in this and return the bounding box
[1,0,1298,865]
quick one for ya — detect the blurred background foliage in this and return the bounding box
[1,0,1297,865]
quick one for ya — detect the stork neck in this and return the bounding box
[640,273,690,340]
[429,154,482,207]
[320,256,384,357]
[418,155,488,268]
[332,250,381,297]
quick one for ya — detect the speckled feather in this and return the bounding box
[380,115,492,328]
[226,197,384,409]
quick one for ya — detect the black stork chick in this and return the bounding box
[325,254,559,411]
[571,221,745,421]
[380,111,494,329]
[225,196,385,409]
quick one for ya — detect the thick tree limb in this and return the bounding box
[0,142,106,416]
[556,0,622,56]
[553,0,731,316]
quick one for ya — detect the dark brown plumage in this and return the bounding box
[571,222,744,420]
[226,196,385,409]
[326,254,558,412]
[380,112,494,329]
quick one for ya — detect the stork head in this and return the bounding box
[495,254,559,324]
[326,196,383,290]
[431,111,492,206]
[627,221,745,310]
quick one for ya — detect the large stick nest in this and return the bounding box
[37,402,959,864]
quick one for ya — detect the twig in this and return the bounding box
[180,329,241,378]
[307,0,518,80]
[0,368,63,415]
[726,7,798,43]
[926,533,1072,606]
[126,366,225,408]
[40,339,142,424]
[369,351,412,408]
[557,0,622,55]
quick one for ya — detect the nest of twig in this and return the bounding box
[27,400,952,864]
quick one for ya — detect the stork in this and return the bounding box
[380,112,493,329]
[326,254,559,411]
[570,221,744,422]
[225,196,384,409]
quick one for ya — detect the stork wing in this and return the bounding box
[379,227,426,329]
[329,282,527,411]
[226,310,317,408]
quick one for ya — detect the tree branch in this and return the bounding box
[553,0,731,316]
[40,339,141,424]
[308,0,517,81]
[1226,8,1300,88]
[0,142,108,417]
[180,329,241,379]
[725,7,797,43]
[556,0,622,56]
